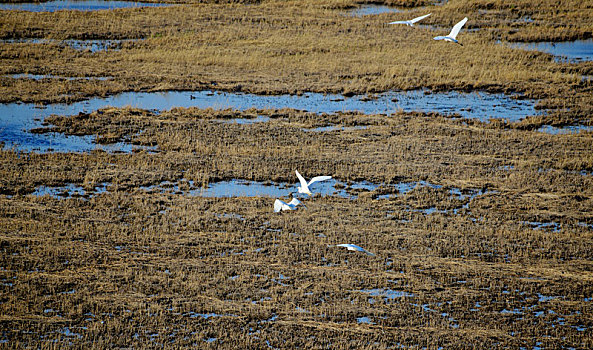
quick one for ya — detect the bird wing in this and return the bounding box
[336,244,375,256]
[291,197,307,209]
[348,244,376,256]
[410,13,431,23]
[364,250,376,257]
[307,176,332,186]
[448,17,468,39]
[388,20,407,24]
[295,170,309,189]
[274,199,286,213]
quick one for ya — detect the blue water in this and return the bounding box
[507,39,593,62]
[8,74,111,81]
[0,89,542,153]
[303,125,368,132]
[142,179,340,198]
[536,125,593,134]
[189,180,293,198]
[1,38,136,52]
[356,316,373,324]
[38,178,485,201]
[31,182,109,198]
[357,288,415,299]
[0,0,169,12]
[63,39,137,52]
[348,5,401,17]
[144,178,475,200]
[217,115,270,125]
[1,89,541,120]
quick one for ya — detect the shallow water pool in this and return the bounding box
[7,74,111,81]
[536,125,593,134]
[0,0,169,12]
[1,38,137,53]
[506,39,593,62]
[0,89,542,152]
[347,5,401,17]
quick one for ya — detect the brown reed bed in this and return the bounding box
[1,108,592,346]
[1,178,592,347]
[0,106,590,202]
[442,0,593,42]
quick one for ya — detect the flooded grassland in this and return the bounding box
[1,0,592,127]
[1,0,593,348]
[2,106,593,348]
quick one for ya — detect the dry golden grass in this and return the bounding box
[1,158,592,347]
[2,109,593,350]
[1,112,593,347]
[443,0,593,42]
[34,106,593,184]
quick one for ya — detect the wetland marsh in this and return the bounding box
[1,0,592,348]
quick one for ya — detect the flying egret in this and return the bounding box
[332,244,376,256]
[274,197,305,213]
[433,17,468,46]
[388,13,431,26]
[295,170,332,196]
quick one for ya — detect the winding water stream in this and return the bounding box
[0,89,542,152]
[0,0,169,12]
[505,39,593,62]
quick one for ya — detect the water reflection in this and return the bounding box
[506,39,593,62]
[348,5,401,17]
[30,175,497,204]
[63,39,137,52]
[0,0,170,12]
[303,125,368,132]
[7,74,111,81]
[536,125,593,134]
[1,125,155,153]
[189,180,293,198]
[1,38,138,52]
[2,89,541,120]
[217,115,270,125]
[356,288,415,300]
[31,182,109,198]
[0,89,543,153]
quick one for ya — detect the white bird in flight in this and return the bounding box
[433,17,468,46]
[388,13,431,26]
[274,198,305,213]
[332,244,376,256]
[295,170,332,196]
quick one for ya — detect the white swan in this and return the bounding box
[332,244,376,256]
[295,170,332,196]
[433,17,468,46]
[388,13,431,26]
[273,198,304,212]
